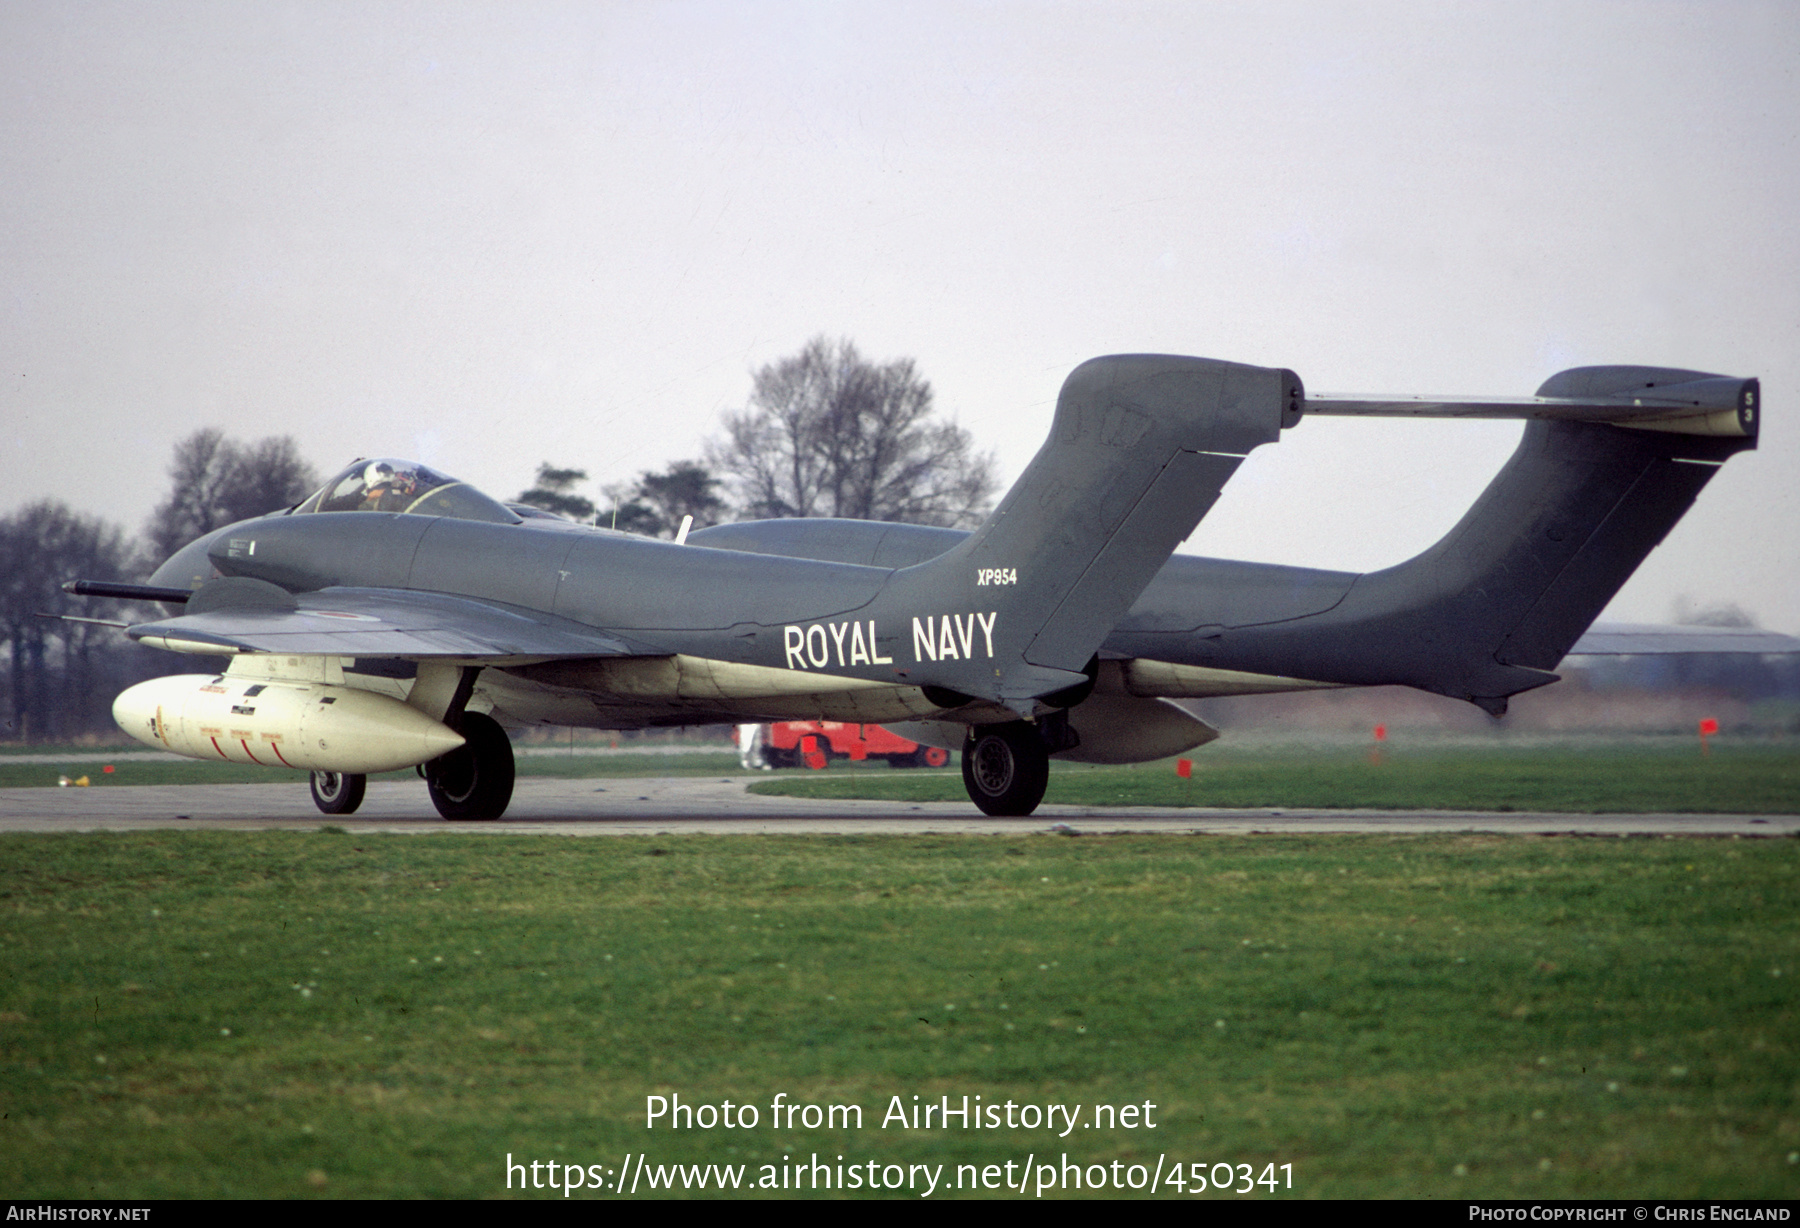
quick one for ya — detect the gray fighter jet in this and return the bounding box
[69,353,1764,820]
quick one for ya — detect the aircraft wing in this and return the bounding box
[125,586,641,660]
[1565,622,1800,655]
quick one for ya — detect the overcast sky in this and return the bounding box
[4,2,1796,631]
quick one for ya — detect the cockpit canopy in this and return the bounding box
[293,459,522,524]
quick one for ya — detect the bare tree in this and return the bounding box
[146,430,319,558]
[603,460,727,538]
[706,337,997,527]
[516,464,597,521]
[0,501,148,741]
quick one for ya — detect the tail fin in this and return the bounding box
[1493,442,1754,671]
[879,354,1300,706]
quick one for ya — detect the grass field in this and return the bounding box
[751,742,1800,814]
[1,830,1795,1199]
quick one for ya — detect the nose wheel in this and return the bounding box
[425,711,515,820]
[961,722,1049,816]
[310,771,366,815]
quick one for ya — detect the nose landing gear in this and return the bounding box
[309,770,366,815]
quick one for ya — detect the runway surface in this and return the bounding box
[0,776,1793,836]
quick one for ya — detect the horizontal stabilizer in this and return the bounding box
[1306,366,1758,438]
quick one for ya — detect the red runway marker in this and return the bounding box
[1699,716,1719,756]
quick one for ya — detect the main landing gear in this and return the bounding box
[298,665,514,822]
[962,722,1051,817]
[304,712,515,820]
[425,711,515,821]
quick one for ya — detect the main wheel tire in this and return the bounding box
[961,722,1049,816]
[310,771,366,815]
[426,711,515,821]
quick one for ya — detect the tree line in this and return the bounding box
[518,336,996,536]
[1,429,323,742]
[1,337,996,741]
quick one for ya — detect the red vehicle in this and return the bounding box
[736,721,952,770]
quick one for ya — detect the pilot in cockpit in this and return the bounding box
[294,457,521,523]
[359,461,422,511]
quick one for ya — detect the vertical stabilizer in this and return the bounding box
[883,354,1301,703]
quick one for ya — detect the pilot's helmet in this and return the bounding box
[363,461,398,489]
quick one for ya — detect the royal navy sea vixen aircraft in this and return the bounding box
[69,354,1768,820]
